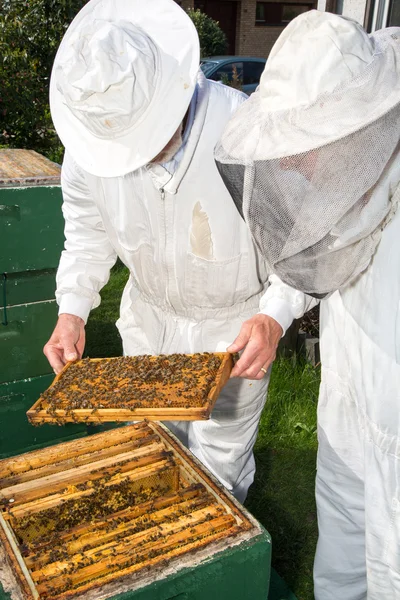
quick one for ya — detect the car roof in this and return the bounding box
[201,56,266,62]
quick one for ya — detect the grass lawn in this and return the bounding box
[85,262,320,600]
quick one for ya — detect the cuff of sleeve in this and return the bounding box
[258,297,296,337]
[58,293,93,324]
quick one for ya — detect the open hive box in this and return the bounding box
[27,353,233,424]
[0,422,267,600]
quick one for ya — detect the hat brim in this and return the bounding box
[50,0,200,177]
[217,29,400,164]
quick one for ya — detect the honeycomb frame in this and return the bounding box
[27,353,234,425]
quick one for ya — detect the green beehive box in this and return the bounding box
[0,375,90,460]
[0,150,64,383]
[0,150,64,275]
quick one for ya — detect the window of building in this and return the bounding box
[256,2,314,26]
[387,0,400,25]
[366,0,400,30]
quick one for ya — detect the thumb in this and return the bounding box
[227,322,252,353]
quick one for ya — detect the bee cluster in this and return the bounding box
[0,423,242,600]
[37,353,224,414]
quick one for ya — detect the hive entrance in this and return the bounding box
[27,353,234,424]
[0,423,253,600]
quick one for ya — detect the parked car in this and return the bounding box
[200,56,266,95]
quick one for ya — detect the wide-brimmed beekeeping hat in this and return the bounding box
[215,11,400,296]
[50,0,200,177]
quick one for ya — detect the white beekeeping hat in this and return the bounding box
[215,11,400,296]
[50,0,200,177]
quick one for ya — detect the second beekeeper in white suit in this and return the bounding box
[43,0,314,503]
[215,10,400,596]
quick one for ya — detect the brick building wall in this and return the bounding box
[235,0,286,56]
[176,0,317,58]
[179,0,195,10]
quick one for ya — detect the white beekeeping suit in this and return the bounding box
[215,10,400,598]
[46,0,315,503]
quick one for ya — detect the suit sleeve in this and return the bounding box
[258,275,319,335]
[55,152,118,323]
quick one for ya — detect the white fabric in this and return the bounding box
[259,11,374,112]
[215,14,400,297]
[314,204,400,599]
[50,0,200,177]
[56,73,315,500]
[216,12,400,162]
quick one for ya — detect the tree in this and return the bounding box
[187,9,228,58]
[0,0,86,160]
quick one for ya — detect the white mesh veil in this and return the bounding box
[215,15,400,297]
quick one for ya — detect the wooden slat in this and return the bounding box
[27,496,218,570]
[44,524,242,600]
[0,512,39,600]
[0,433,160,488]
[24,484,206,558]
[0,444,167,502]
[9,460,176,517]
[0,149,60,187]
[34,514,236,591]
[0,423,151,480]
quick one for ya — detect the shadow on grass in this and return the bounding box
[85,320,123,358]
[246,446,318,600]
[84,260,128,359]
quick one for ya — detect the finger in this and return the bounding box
[231,335,266,377]
[227,322,252,353]
[240,370,266,381]
[76,328,86,359]
[43,344,66,374]
[60,334,79,362]
[240,357,274,380]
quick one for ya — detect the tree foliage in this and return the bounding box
[187,9,228,58]
[0,0,86,160]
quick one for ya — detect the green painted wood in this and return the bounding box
[0,300,59,383]
[0,185,64,273]
[112,531,271,600]
[2,269,56,306]
[0,375,90,459]
[268,569,298,600]
[0,374,124,460]
[0,528,272,600]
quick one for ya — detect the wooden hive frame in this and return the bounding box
[0,423,260,600]
[27,353,234,424]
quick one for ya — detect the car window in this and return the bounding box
[200,61,218,77]
[243,61,265,86]
[209,62,244,83]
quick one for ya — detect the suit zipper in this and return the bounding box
[160,188,171,307]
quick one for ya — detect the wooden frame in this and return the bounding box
[27,353,234,424]
[0,422,259,600]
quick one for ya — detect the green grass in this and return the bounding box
[85,262,320,600]
[85,261,129,358]
[246,357,319,600]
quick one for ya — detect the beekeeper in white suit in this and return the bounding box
[215,10,400,597]
[43,0,314,504]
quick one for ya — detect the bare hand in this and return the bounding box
[227,314,283,379]
[43,314,86,374]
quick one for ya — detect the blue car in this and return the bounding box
[200,56,266,95]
